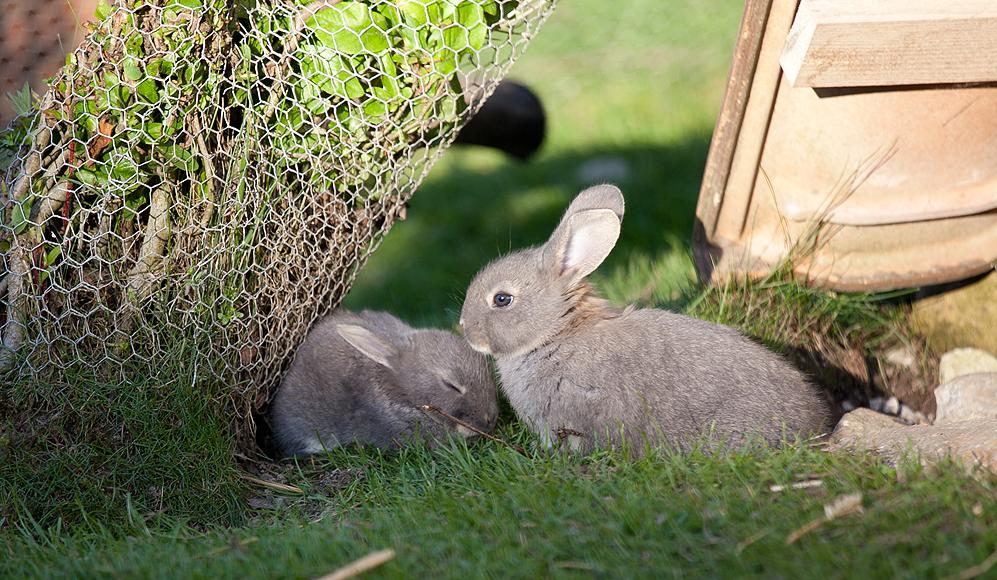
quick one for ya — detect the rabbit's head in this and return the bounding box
[336,324,499,434]
[460,184,624,358]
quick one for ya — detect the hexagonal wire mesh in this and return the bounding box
[0,0,555,422]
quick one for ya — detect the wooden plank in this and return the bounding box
[712,0,799,240]
[695,0,774,240]
[782,0,997,88]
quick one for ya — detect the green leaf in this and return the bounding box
[481,0,499,17]
[94,0,112,21]
[308,3,389,55]
[136,79,160,103]
[363,99,387,117]
[444,2,486,52]
[45,245,62,266]
[375,3,402,27]
[456,2,485,30]
[143,122,163,141]
[110,154,139,181]
[434,49,458,75]
[146,58,163,78]
[9,196,32,234]
[5,82,33,117]
[75,167,110,188]
[125,33,145,58]
[398,0,433,26]
[343,76,364,100]
[161,145,198,173]
[298,44,346,96]
[169,0,202,9]
[123,58,144,82]
[122,193,148,220]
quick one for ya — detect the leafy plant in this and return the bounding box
[0,0,544,420]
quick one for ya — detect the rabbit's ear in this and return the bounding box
[433,368,467,394]
[544,208,620,283]
[563,184,625,220]
[337,324,396,368]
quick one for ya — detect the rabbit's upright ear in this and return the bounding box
[337,324,396,368]
[544,209,621,283]
[563,184,625,220]
[543,185,624,283]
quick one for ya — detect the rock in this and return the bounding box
[830,408,997,474]
[883,396,900,415]
[883,345,917,369]
[575,156,631,184]
[913,272,997,355]
[934,373,997,424]
[869,396,884,412]
[938,348,997,384]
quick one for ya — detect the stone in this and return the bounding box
[934,373,997,424]
[883,396,900,415]
[938,348,997,384]
[883,345,917,369]
[913,272,997,355]
[829,408,997,474]
[575,156,631,185]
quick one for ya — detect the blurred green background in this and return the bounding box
[346,0,743,323]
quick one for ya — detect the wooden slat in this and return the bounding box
[712,0,799,240]
[782,0,997,88]
[695,0,774,240]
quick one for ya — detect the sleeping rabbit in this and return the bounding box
[459,185,832,453]
[271,310,498,457]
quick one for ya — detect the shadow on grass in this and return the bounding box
[345,132,715,325]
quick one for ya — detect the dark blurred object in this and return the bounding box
[455,80,546,161]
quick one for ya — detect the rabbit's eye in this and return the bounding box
[492,293,513,308]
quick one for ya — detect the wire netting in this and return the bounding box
[0,0,554,424]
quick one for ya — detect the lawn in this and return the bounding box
[2,0,995,578]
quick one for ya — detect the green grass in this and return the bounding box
[3,0,995,577]
[4,432,995,579]
[1,346,244,531]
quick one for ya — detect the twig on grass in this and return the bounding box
[786,492,863,544]
[421,404,529,457]
[553,561,600,571]
[946,549,997,580]
[240,474,304,495]
[201,536,260,558]
[769,479,823,493]
[316,548,395,580]
[736,529,769,553]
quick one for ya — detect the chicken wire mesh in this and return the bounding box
[0,0,555,421]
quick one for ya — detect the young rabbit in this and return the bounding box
[271,310,499,457]
[459,185,832,453]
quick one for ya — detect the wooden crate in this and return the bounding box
[695,0,997,291]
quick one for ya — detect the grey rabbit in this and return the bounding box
[459,185,832,453]
[271,309,499,457]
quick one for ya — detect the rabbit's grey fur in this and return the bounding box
[459,185,832,452]
[271,310,498,457]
